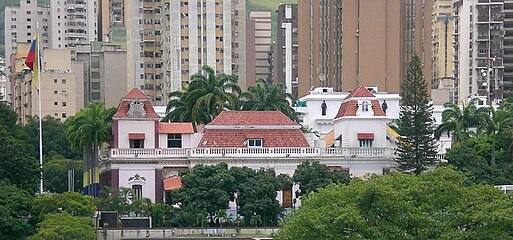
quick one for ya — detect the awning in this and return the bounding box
[128,133,145,140]
[163,175,182,191]
[357,133,374,140]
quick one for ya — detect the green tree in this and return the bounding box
[396,55,438,174]
[276,167,513,240]
[434,98,489,144]
[478,107,513,166]
[187,65,241,122]
[173,163,235,224]
[149,203,174,227]
[444,139,511,185]
[292,161,350,197]
[28,212,96,240]
[164,87,211,131]
[238,168,283,226]
[64,102,116,196]
[22,116,82,160]
[0,128,39,193]
[32,192,95,221]
[240,80,299,122]
[0,102,17,128]
[43,153,83,193]
[0,181,35,240]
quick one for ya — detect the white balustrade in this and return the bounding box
[110,147,399,159]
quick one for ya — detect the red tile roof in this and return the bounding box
[198,129,310,147]
[371,100,386,116]
[163,176,182,191]
[208,111,299,126]
[159,122,195,134]
[335,86,386,118]
[335,100,358,118]
[113,88,160,119]
[124,88,150,100]
[345,86,376,99]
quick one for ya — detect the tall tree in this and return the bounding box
[396,55,438,174]
[64,102,116,196]
[478,107,513,166]
[434,98,488,143]
[292,161,350,197]
[238,168,283,226]
[240,80,299,122]
[43,154,83,193]
[187,65,241,122]
[172,163,235,224]
[0,181,35,240]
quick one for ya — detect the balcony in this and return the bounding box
[109,147,395,159]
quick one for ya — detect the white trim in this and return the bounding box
[204,125,302,130]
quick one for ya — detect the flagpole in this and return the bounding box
[37,21,43,195]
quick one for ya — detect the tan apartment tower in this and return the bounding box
[246,11,273,86]
[297,0,431,98]
[10,44,84,124]
[97,0,125,42]
[431,0,456,104]
[125,0,163,104]
[160,0,246,101]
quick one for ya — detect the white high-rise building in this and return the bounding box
[49,0,97,48]
[453,0,504,104]
[160,0,246,103]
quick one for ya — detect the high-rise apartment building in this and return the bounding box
[276,4,298,99]
[503,0,513,96]
[431,0,456,104]
[160,0,246,103]
[453,0,504,104]
[297,0,431,98]
[126,0,163,104]
[10,44,84,124]
[73,42,128,108]
[49,0,97,49]
[247,11,273,85]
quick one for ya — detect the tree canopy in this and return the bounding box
[292,161,350,197]
[28,212,96,240]
[0,181,35,240]
[276,167,513,240]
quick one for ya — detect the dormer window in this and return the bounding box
[361,101,370,112]
[247,139,263,148]
[127,100,146,118]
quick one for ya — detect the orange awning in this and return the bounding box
[128,133,145,140]
[163,175,182,191]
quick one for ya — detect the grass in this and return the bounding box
[247,0,298,42]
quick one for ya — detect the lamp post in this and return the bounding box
[481,68,492,106]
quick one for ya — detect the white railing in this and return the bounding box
[109,147,398,159]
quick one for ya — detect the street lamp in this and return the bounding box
[480,68,493,105]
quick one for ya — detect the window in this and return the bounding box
[54,101,58,106]
[167,134,182,148]
[361,101,370,112]
[54,90,58,94]
[61,79,66,84]
[54,79,57,83]
[359,139,373,148]
[62,102,66,107]
[62,113,67,118]
[132,185,142,199]
[247,139,263,148]
[130,139,144,148]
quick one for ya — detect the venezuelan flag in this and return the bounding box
[24,36,39,87]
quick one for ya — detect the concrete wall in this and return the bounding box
[97,228,281,240]
[335,118,388,148]
[118,120,156,148]
[118,166,157,202]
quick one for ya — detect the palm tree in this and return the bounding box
[65,102,115,197]
[240,80,299,122]
[187,65,241,121]
[164,87,211,131]
[434,98,488,143]
[479,107,513,166]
